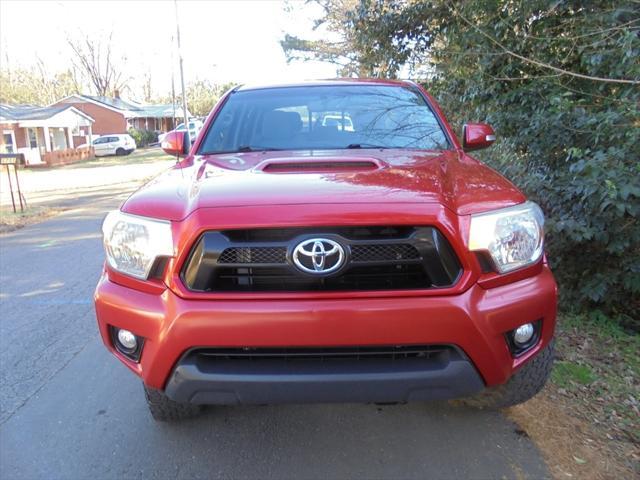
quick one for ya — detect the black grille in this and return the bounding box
[213,264,429,292]
[182,226,462,293]
[218,247,287,264]
[195,345,455,362]
[351,244,420,262]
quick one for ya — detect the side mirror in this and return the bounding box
[462,123,496,151]
[161,131,190,157]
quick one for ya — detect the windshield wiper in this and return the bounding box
[346,143,389,149]
[236,145,283,152]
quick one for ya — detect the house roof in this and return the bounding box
[0,104,94,123]
[80,95,141,112]
[56,94,190,119]
[136,104,186,117]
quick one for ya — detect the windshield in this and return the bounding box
[198,85,450,154]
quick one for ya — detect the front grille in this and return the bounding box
[194,345,456,362]
[351,244,420,262]
[218,247,287,264]
[218,244,420,265]
[182,226,462,293]
[214,264,429,291]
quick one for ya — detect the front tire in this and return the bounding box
[143,385,202,421]
[465,339,555,408]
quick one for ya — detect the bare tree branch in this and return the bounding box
[67,31,129,96]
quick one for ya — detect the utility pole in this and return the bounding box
[174,0,190,147]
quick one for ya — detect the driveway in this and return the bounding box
[0,173,550,479]
[0,149,175,209]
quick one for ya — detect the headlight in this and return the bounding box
[102,210,173,279]
[468,201,544,273]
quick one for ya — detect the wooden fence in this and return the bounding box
[41,147,95,167]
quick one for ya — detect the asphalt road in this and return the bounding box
[0,187,550,479]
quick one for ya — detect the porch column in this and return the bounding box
[67,128,74,148]
[43,126,52,152]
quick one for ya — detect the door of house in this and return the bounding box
[21,128,42,165]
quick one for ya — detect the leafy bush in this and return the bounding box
[284,1,640,327]
[423,2,640,328]
[128,128,158,148]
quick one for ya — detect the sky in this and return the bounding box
[0,0,339,99]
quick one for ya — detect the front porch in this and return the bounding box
[19,121,94,167]
[0,104,95,167]
[128,116,180,132]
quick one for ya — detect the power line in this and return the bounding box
[174,0,190,147]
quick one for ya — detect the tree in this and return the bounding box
[142,70,153,103]
[66,31,129,97]
[281,0,390,77]
[187,80,237,116]
[281,0,443,77]
[283,0,640,325]
[0,64,80,105]
[156,79,237,117]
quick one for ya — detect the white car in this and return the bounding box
[88,134,137,157]
[158,120,203,144]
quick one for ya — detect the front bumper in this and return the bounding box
[94,265,557,403]
[165,346,484,404]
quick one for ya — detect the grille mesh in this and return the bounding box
[218,244,421,264]
[218,247,287,264]
[351,244,420,262]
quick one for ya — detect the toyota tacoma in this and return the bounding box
[95,80,557,421]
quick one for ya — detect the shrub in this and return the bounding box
[423,2,640,327]
[284,0,640,327]
[128,128,158,148]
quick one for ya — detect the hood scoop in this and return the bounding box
[257,157,384,174]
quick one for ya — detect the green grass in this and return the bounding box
[560,312,639,374]
[554,312,639,442]
[552,361,596,387]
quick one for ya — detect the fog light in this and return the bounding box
[117,329,138,351]
[110,326,144,362]
[513,323,535,345]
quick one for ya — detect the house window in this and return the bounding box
[1,130,15,153]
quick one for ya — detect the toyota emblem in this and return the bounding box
[292,238,345,275]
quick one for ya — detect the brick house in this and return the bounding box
[53,94,190,140]
[0,104,95,166]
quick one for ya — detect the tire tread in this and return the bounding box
[144,385,202,421]
[464,339,555,409]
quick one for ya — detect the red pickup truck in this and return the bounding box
[95,80,557,421]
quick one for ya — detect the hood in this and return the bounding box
[121,149,525,221]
